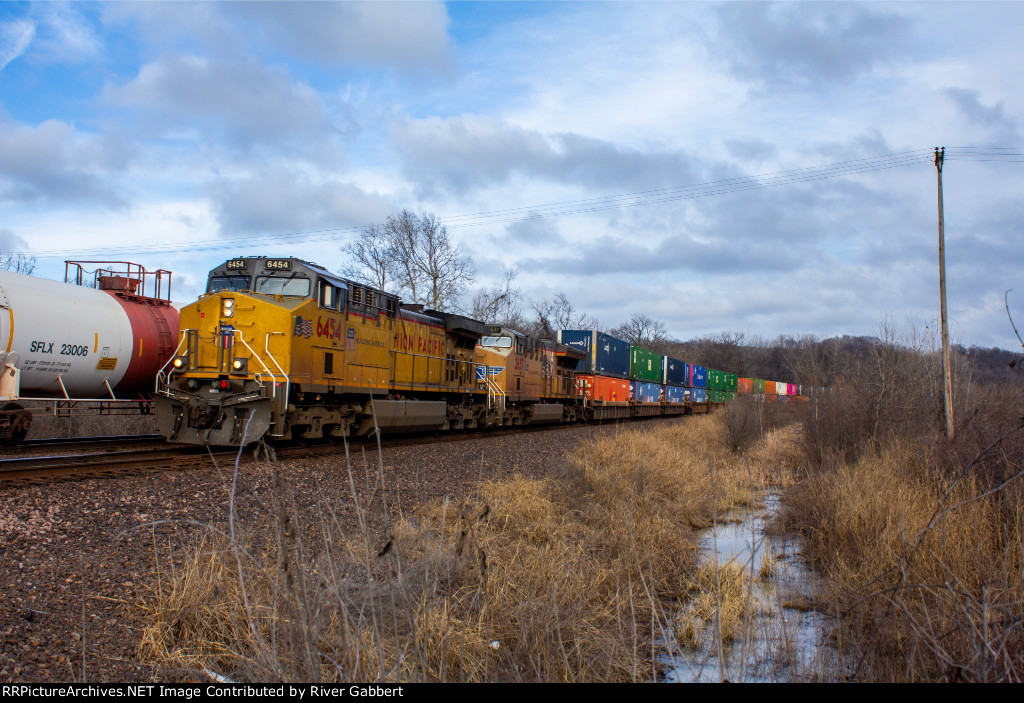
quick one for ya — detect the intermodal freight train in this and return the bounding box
[154,256,810,446]
[0,262,179,444]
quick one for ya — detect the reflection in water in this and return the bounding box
[664,494,838,682]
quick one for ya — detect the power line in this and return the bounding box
[441,149,935,226]
[15,146,1019,259]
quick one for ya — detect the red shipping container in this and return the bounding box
[787,383,799,396]
[738,377,753,394]
[575,374,630,402]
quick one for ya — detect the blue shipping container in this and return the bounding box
[629,381,662,403]
[664,385,687,403]
[663,356,688,385]
[557,330,631,379]
[690,387,708,403]
[689,364,708,388]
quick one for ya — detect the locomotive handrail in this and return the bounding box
[221,330,289,401]
[263,332,289,438]
[262,332,289,394]
[486,376,505,411]
[155,330,189,393]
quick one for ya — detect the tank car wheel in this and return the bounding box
[1,402,31,445]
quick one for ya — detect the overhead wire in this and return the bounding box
[16,146,1020,258]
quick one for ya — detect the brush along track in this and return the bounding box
[0,416,680,485]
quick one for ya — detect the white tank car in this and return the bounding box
[0,265,180,442]
[0,270,140,397]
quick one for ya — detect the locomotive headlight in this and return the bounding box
[172,356,187,369]
[230,357,248,374]
[222,298,235,318]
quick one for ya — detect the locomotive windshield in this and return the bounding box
[207,275,252,293]
[479,336,512,349]
[255,275,310,297]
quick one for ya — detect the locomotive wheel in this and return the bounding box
[1,402,31,445]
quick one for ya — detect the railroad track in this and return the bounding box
[0,415,684,486]
[0,446,211,484]
[17,434,166,451]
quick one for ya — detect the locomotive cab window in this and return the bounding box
[256,275,310,297]
[318,280,342,310]
[208,276,251,294]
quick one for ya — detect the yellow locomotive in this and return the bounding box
[155,257,584,445]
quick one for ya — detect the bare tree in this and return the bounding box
[0,252,36,275]
[340,223,398,292]
[414,212,476,310]
[470,271,523,326]
[339,210,476,310]
[384,210,424,302]
[531,292,600,338]
[611,313,669,349]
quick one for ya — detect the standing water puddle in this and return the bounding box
[664,493,837,682]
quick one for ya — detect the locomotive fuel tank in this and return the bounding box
[0,265,179,400]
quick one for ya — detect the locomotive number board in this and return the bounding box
[264,259,291,270]
[226,259,247,269]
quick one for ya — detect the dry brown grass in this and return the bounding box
[672,563,769,648]
[784,408,1024,681]
[138,413,800,682]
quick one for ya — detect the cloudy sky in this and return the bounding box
[1,1,1022,349]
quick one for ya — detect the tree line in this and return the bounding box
[342,210,1022,387]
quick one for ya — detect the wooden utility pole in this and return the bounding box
[935,147,955,440]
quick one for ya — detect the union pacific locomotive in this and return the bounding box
[154,257,589,445]
[154,256,807,447]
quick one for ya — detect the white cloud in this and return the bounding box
[36,3,101,64]
[713,3,911,88]
[392,115,706,197]
[0,19,35,70]
[225,1,453,75]
[207,170,394,237]
[104,52,346,157]
[0,116,128,207]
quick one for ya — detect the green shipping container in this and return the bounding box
[725,373,738,392]
[725,391,736,402]
[753,378,766,394]
[708,389,726,403]
[707,369,725,390]
[629,346,663,382]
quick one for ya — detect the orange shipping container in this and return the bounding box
[575,374,630,402]
[738,377,753,394]
[764,380,777,394]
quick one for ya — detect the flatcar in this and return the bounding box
[0,262,179,444]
